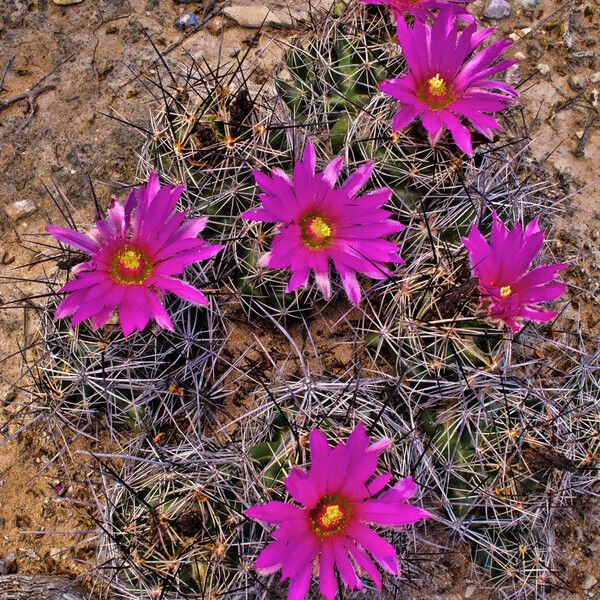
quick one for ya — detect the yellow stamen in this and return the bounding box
[428,73,447,97]
[300,213,334,250]
[119,249,141,270]
[309,496,352,537]
[500,285,512,298]
[310,216,332,240]
[111,245,153,285]
[320,504,343,528]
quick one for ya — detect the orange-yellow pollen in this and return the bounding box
[428,74,447,97]
[320,504,343,528]
[310,216,332,240]
[119,249,142,270]
[500,285,512,298]
[300,213,334,250]
[111,245,153,285]
[309,496,352,538]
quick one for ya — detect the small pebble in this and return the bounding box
[52,0,84,4]
[483,0,511,19]
[18,548,40,561]
[515,0,539,7]
[464,584,477,598]
[223,6,307,29]
[0,560,7,576]
[4,551,17,574]
[514,51,526,61]
[505,64,522,86]
[508,28,531,42]
[583,575,598,591]
[568,75,585,91]
[571,50,595,59]
[537,63,550,75]
[6,199,37,222]
[590,72,600,84]
[223,6,283,28]
[174,12,199,30]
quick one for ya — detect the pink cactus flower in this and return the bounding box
[241,142,405,305]
[47,173,223,337]
[360,0,473,23]
[380,9,518,156]
[463,212,567,332]
[246,424,431,600]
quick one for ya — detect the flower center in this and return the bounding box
[428,74,447,97]
[322,504,343,527]
[500,285,512,298]
[111,245,153,285]
[309,496,352,538]
[300,213,334,250]
[418,73,453,110]
[120,249,141,270]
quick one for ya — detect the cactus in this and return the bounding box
[139,52,327,321]
[238,370,435,594]
[95,437,266,600]
[11,3,596,600]
[36,264,225,436]
[275,3,477,201]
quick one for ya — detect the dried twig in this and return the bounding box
[0,54,72,128]
[0,82,56,119]
[574,113,599,157]
[0,54,15,92]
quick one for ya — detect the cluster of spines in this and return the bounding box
[94,437,262,600]
[35,263,226,438]
[139,52,326,321]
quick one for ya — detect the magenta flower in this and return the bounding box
[380,9,518,156]
[463,212,567,332]
[47,173,223,337]
[360,0,473,23]
[241,142,405,305]
[245,424,431,600]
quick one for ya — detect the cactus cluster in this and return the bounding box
[96,370,434,599]
[10,2,598,600]
[95,437,262,599]
[139,53,324,320]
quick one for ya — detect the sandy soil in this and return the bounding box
[0,0,599,597]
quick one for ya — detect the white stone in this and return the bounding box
[537,63,550,75]
[52,0,84,5]
[464,584,477,599]
[6,199,37,221]
[483,0,512,19]
[224,6,298,29]
[583,575,598,591]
